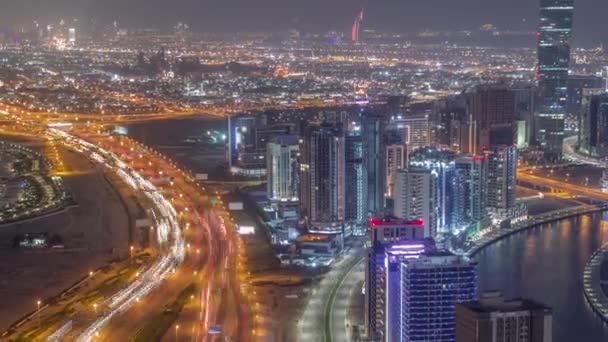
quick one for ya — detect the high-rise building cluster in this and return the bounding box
[226,79,552,340]
[297,111,387,237]
[219,4,589,336]
[228,87,529,249]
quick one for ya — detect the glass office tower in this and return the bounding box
[397,253,478,342]
[535,0,574,160]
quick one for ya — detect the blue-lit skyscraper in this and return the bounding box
[366,239,436,341]
[396,253,478,342]
[455,155,488,226]
[535,0,574,160]
[408,148,462,233]
[365,239,478,341]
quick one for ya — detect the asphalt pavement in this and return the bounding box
[297,245,364,342]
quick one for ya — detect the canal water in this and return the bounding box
[476,213,608,341]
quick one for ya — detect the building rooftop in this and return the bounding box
[369,216,424,227]
[460,291,552,314]
[296,233,337,243]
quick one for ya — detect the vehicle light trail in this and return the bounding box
[47,128,185,342]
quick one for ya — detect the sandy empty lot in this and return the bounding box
[0,139,132,330]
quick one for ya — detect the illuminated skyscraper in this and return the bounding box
[266,136,299,202]
[345,132,366,233]
[351,9,364,43]
[455,156,488,225]
[228,115,256,166]
[365,239,435,341]
[227,115,265,176]
[299,123,345,233]
[409,148,460,233]
[535,0,574,160]
[566,75,603,122]
[393,168,437,238]
[398,253,477,342]
[485,146,517,214]
[385,144,406,199]
[404,113,431,153]
[365,239,478,342]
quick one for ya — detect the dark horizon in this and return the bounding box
[1,0,606,47]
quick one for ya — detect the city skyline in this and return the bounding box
[2,0,608,341]
[1,0,607,46]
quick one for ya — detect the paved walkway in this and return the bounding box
[467,203,608,257]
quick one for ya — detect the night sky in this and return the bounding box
[0,0,605,46]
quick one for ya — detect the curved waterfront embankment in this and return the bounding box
[583,244,608,323]
[467,203,608,257]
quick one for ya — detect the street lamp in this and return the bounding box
[36,300,41,328]
[175,324,179,341]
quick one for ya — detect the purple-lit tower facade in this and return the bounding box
[366,240,435,341]
[365,218,478,341]
[365,216,430,341]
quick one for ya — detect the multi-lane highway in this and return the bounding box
[0,103,250,341]
[47,128,187,342]
[61,131,248,342]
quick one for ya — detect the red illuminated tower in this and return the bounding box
[351,9,364,43]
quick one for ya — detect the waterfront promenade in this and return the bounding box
[583,244,608,323]
[467,203,608,257]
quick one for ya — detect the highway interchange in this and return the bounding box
[0,103,254,341]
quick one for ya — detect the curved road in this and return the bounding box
[297,246,364,342]
[328,259,364,342]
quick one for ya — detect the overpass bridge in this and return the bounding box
[517,171,608,201]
